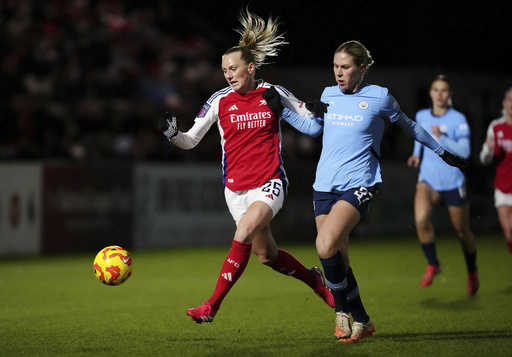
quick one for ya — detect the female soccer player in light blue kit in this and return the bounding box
[262,41,467,342]
[407,75,478,295]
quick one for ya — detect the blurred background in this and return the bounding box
[1,0,511,256]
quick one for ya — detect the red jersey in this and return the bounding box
[217,86,283,190]
[483,117,512,193]
[171,80,311,191]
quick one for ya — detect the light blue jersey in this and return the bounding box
[315,84,401,191]
[413,107,470,191]
[282,83,444,193]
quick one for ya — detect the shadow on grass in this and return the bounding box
[419,297,480,311]
[498,285,512,295]
[376,329,512,342]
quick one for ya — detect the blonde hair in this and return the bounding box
[335,40,374,72]
[224,8,287,69]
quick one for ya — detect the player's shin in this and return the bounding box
[320,251,349,313]
[270,248,316,286]
[207,240,252,311]
[346,267,369,323]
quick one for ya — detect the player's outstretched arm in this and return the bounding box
[156,111,212,150]
[395,114,467,171]
[263,86,323,137]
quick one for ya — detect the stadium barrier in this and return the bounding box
[0,161,498,256]
[0,163,133,256]
[0,162,233,256]
[133,163,233,249]
[0,163,41,256]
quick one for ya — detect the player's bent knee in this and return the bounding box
[316,239,339,259]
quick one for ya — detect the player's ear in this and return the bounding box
[248,62,256,74]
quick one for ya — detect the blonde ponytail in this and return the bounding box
[225,8,287,69]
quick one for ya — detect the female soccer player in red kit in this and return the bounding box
[480,88,512,256]
[157,8,334,323]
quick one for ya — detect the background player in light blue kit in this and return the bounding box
[263,41,467,342]
[407,75,478,295]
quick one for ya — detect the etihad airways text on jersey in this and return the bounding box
[326,114,363,121]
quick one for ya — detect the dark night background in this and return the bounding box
[174,0,511,73]
[1,0,511,162]
[1,1,510,168]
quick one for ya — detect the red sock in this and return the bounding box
[207,240,252,311]
[507,240,512,255]
[270,249,316,288]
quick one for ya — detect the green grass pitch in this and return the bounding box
[1,233,512,356]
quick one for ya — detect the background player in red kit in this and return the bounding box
[480,88,512,256]
[157,8,334,323]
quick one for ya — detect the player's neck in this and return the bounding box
[432,106,448,117]
[237,80,258,95]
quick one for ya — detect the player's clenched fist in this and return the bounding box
[262,86,284,115]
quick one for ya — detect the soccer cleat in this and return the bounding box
[467,271,479,296]
[340,320,375,342]
[335,312,351,339]
[311,267,335,308]
[187,302,217,324]
[420,263,441,287]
